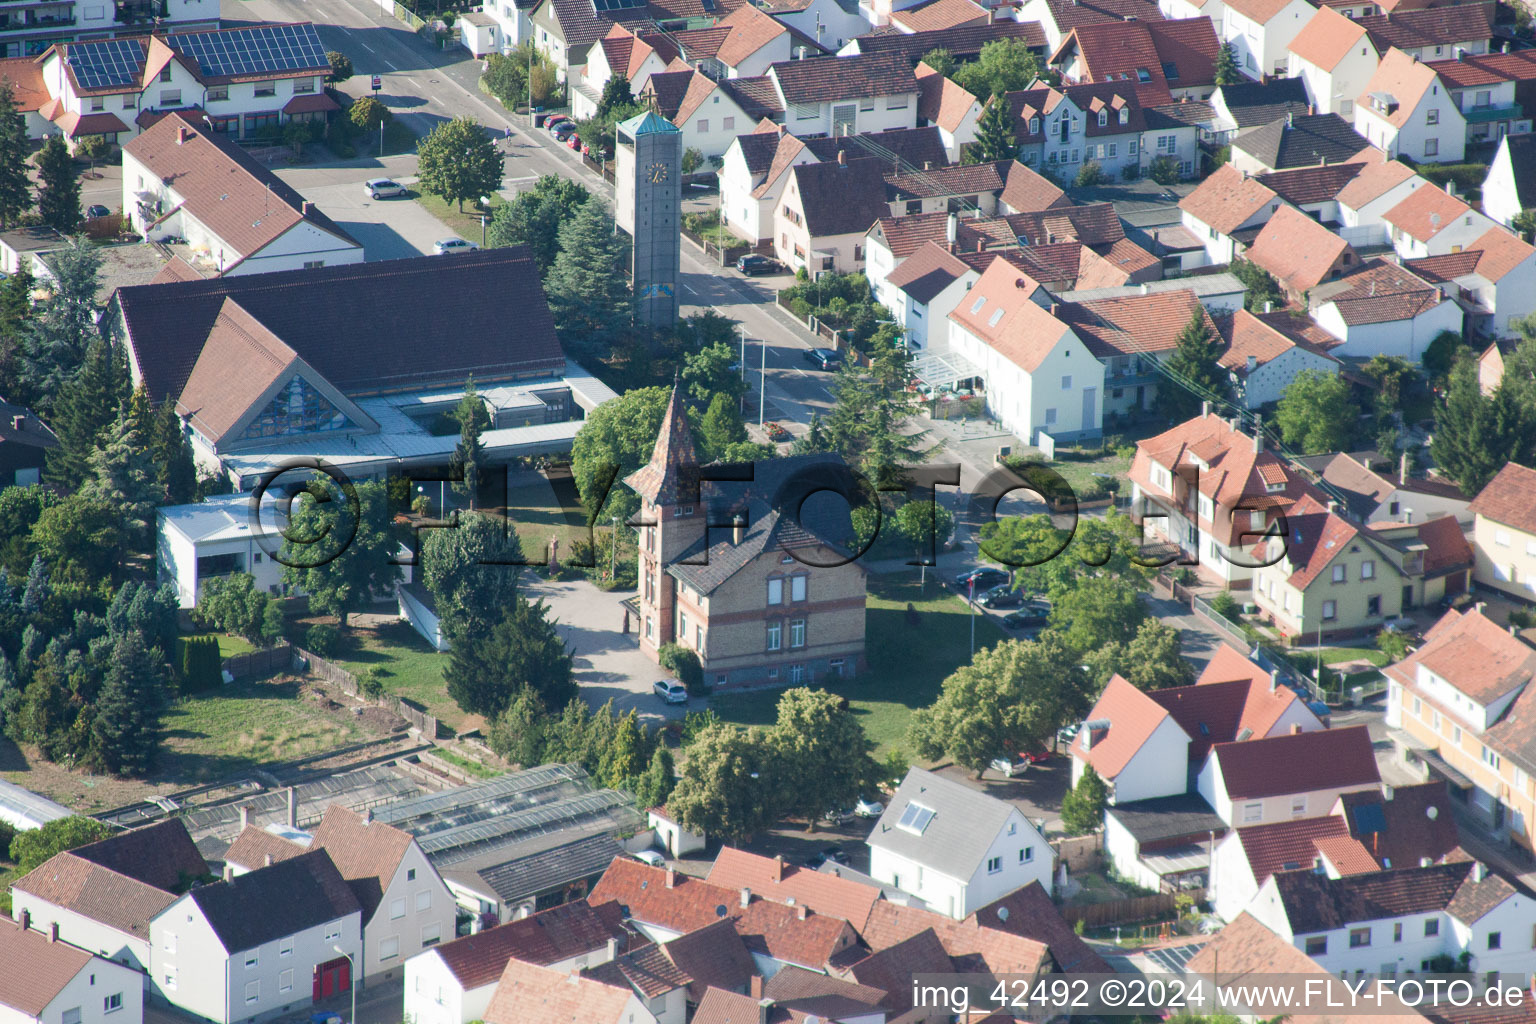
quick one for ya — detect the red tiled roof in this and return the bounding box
[707,848,883,930]
[1179,163,1281,234]
[1288,6,1369,72]
[892,0,990,33]
[1389,605,1536,707]
[0,917,93,1016]
[1468,461,1536,534]
[1269,492,1366,588]
[432,900,627,988]
[1257,162,1367,207]
[1072,674,1175,779]
[1316,259,1446,326]
[1382,182,1473,243]
[0,57,48,113]
[283,92,340,115]
[583,943,692,998]
[947,256,1064,372]
[1334,781,1463,870]
[483,959,633,1024]
[1054,17,1220,90]
[916,61,982,134]
[1233,814,1352,884]
[967,882,1113,974]
[857,900,1050,976]
[1005,202,1125,247]
[1150,676,1306,763]
[1243,205,1354,295]
[1360,5,1492,53]
[1470,226,1536,283]
[1312,834,1382,875]
[1057,288,1215,361]
[1212,724,1380,800]
[1337,158,1419,210]
[1215,308,1310,376]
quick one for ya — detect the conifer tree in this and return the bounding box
[1154,309,1230,422]
[545,199,632,338]
[21,240,106,415]
[89,630,163,776]
[1214,42,1241,86]
[151,400,197,505]
[968,95,1018,163]
[44,338,125,490]
[0,83,30,229]
[34,136,81,233]
[80,408,160,546]
[450,377,490,509]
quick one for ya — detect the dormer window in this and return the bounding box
[1029,116,1040,133]
[1098,110,1107,126]
[1119,108,1128,124]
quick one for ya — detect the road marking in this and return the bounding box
[356,40,377,53]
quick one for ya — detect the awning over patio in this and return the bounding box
[908,349,983,391]
[1140,844,1211,879]
[284,93,342,115]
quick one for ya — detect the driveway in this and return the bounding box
[270,166,453,260]
[524,577,686,726]
[931,757,1071,832]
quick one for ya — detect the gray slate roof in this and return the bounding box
[1105,794,1227,844]
[1216,79,1309,128]
[184,849,360,955]
[469,833,623,904]
[866,768,1020,878]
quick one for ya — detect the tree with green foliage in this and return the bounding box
[571,385,673,522]
[894,498,954,558]
[80,408,160,545]
[349,96,392,131]
[919,48,958,77]
[0,83,31,229]
[23,240,108,420]
[1156,308,1230,423]
[599,708,648,789]
[596,76,634,117]
[1275,369,1355,454]
[682,337,748,408]
[1213,42,1241,85]
[177,634,222,694]
[326,51,354,83]
[89,630,164,776]
[1061,764,1108,833]
[1049,574,1148,652]
[953,39,1040,99]
[1360,354,1420,425]
[43,339,126,490]
[546,198,632,338]
[34,136,80,233]
[698,392,747,462]
[1232,257,1285,313]
[658,643,703,694]
[444,596,573,718]
[280,478,400,626]
[194,573,283,646]
[488,687,547,767]
[1422,331,1467,389]
[910,631,1090,776]
[1377,627,1411,664]
[1086,619,1193,689]
[1148,155,1181,185]
[150,400,196,505]
[9,815,113,873]
[450,378,490,508]
[416,116,503,212]
[771,688,878,829]
[1431,349,1536,495]
[968,95,1018,163]
[1513,209,1536,244]
[419,510,524,638]
[633,746,676,810]
[979,509,1149,597]
[668,723,785,842]
[486,174,590,272]
[826,361,933,487]
[28,495,123,596]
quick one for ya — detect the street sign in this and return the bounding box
[371,75,382,91]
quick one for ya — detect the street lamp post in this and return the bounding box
[759,337,767,429]
[331,946,356,1024]
[610,515,620,581]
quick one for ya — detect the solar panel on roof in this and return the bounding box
[897,801,935,834]
[168,23,328,79]
[68,37,148,91]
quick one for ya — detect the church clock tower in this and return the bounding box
[614,111,682,327]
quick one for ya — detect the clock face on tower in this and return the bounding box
[647,161,669,184]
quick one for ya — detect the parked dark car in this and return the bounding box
[85,204,112,220]
[804,347,842,371]
[953,567,1010,593]
[976,585,1025,609]
[736,253,783,275]
[805,846,851,869]
[552,122,577,140]
[1002,601,1051,630]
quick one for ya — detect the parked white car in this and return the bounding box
[433,237,477,255]
[854,797,884,818]
[653,679,688,705]
[363,177,406,199]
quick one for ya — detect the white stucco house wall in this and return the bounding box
[1482,134,1536,229]
[1070,675,1192,806]
[0,918,143,1024]
[1222,0,1315,80]
[1286,7,1380,117]
[868,768,1052,920]
[156,492,288,609]
[1354,48,1467,164]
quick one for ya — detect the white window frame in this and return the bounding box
[767,577,783,604]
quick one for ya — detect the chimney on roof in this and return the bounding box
[837,150,846,166]
[772,856,785,882]
[1202,400,1211,417]
[796,904,808,920]
[796,45,806,59]
[1291,723,1302,734]
[758,999,772,1024]
[1404,508,1413,523]
[1476,601,1487,615]
[1473,861,1489,882]
[1264,300,1272,313]
[666,867,677,887]
[177,125,189,145]
[301,200,312,216]
[1246,354,1258,374]
[740,886,752,907]
[10,414,23,431]
[923,160,932,170]
[606,936,619,961]
[978,239,985,253]
[1253,426,1262,453]
[750,976,764,1000]
[990,6,999,21]
[364,807,373,824]
[19,910,29,932]
[286,786,297,828]
[733,514,745,545]
[1308,103,1315,116]
[239,805,250,830]
[49,923,58,943]
[1383,784,1394,801]
[1050,301,1060,316]
[264,853,273,867]
[1286,111,1293,129]
[1445,180,1456,198]
[1269,668,1280,692]
[1327,499,1338,514]
[1140,282,1150,294]
[946,211,958,247]
[1399,451,1409,486]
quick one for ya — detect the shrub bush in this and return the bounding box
[177,635,223,694]
[1074,160,1107,187]
[305,623,340,658]
[1148,155,1180,185]
[658,643,705,695]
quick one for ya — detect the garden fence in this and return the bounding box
[292,647,442,739]
[220,644,295,680]
[1060,891,1198,930]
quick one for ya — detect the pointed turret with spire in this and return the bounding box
[624,377,699,507]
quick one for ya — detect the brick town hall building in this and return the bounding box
[625,384,868,691]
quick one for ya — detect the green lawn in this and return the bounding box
[334,621,465,732]
[505,474,590,559]
[159,678,365,782]
[710,574,1006,756]
[413,191,508,248]
[433,746,502,779]
[212,633,255,659]
[1287,645,1389,671]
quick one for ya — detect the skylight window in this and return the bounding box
[988,308,1004,327]
[897,802,936,835]
[970,296,986,314]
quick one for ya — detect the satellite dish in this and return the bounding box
[997,906,1010,922]
[1427,806,1439,820]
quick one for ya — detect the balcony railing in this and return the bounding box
[0,13,73,29]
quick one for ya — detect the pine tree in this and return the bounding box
[80,408,160,546]
[0,83,30,229]
[88,630,164,777]
[633,746,676,810]
[34,136,81,233]
[150,400,196,505]
[450,377,490,509]
[21,241,107,417]
[968,95,1018,163]
[698,392,747,461]
[1214,42,1241,86]
[44,338,125,490]
[1061,764,1108,833]
[596,76,634,118]
[545,199,633,339]
[1154,309,1230,422]
[19,555,46,615]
